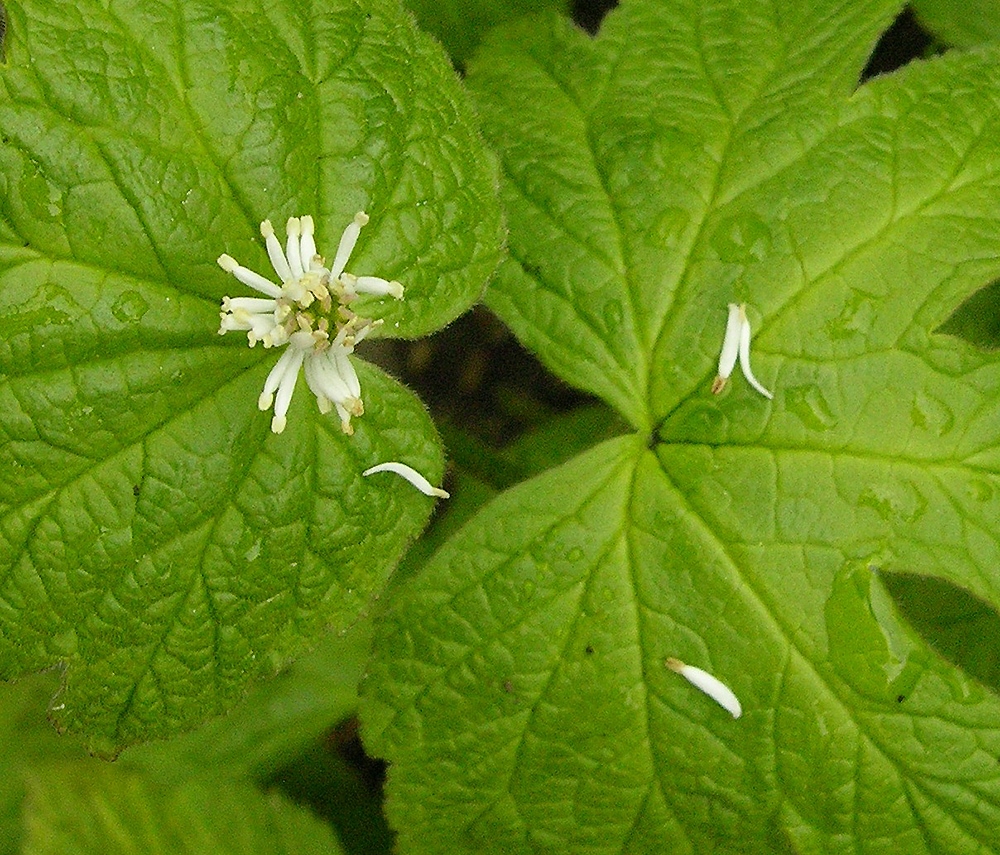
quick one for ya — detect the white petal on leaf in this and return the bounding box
[363,462,449,498]
[712,302,742,394]
[666,657,742,718]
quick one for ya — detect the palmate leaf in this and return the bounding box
[0,0,501,753]
[911,0,1000,47]
[362,0,1000,851]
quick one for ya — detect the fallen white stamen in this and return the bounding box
[363,462,449,498]
[712,303,742,394]
[666,657,742,718]
[737,305,773,400]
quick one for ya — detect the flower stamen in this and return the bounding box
[362,461,449,498]
[666,657,742,718]
[218,211,404,434]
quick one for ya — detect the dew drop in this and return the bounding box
[710,213,772,264]
[785,385,838,431]
[968,479,994,503]
[824,289,876,341]
[603,299,624,332]
[858,481,927,523]
[111,290,150,324]
[910,390,954,437]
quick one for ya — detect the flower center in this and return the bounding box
[278,270,379,354]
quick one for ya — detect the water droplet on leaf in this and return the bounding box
[603,299,624,333]
[710,213,772,263]
[910,390,954,436]
[111,290,149,324]
[857,481,927,523]
[824,288,876,341]
[785,385,837,431]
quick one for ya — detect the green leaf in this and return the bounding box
[123,617,374,783]
[402,0,571,66]
[0,673,84,855]
[912,0,1000,46]
[0,0,502,752]
[363,0,1000,850]
[23,765,344,855]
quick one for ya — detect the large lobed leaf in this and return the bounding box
[23,765,345,855]
[363,0,1000,851]
[0,0,502,752]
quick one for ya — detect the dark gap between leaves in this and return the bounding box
[267,715,393,855]
[861,6,937,82]
[937,279,1000,351]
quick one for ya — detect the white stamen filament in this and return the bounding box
[300,214,318,267]
[363,462,449,498]
[712,303,742,394]
[348,274,405,300]
[285,216,304,279]
[331,212,369,279]
[261,220,293,283]
[218,254,282,298]
[666,657,742,719]
[737,305,773,400]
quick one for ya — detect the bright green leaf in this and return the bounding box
[0,0,501,753]
[363,0,1000,850]
[123,617,374,784]
[23,765,344,855]
[912,0,1000,46]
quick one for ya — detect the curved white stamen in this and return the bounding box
[218,254,282,298]
[363,462,449,498]
[333,349,361,398]
[300,215,318,267]
[737,306,773,400]
[285,217,304,279]
[331,211,369,279]
[666,657,742,718]
[305,348,352,402]
[712,303,742,394]
[261,220,293,283]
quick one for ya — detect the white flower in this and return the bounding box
[712,303,773,400]
[362,461,449,498]
[217,213,404,434]
[666,657,742,718]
